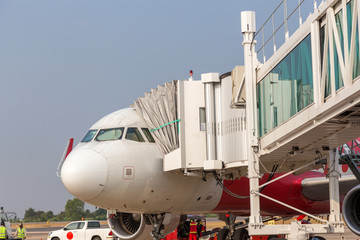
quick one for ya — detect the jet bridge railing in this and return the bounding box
[256,0,324,64]
[339,139,360,182]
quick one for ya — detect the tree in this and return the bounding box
[24,208,36,221]
[92,208,107,220]
[64,198,85,220]
[22,199,105,222]
[46,211,54,219]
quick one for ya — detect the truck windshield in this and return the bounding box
[81,130,98,142]
[64,222,79,230]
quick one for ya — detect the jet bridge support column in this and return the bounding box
[241,11,263,234]
[328,149,344,232]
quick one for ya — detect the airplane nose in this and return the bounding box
[61,149,107,201]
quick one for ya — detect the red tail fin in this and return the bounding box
[56,138,74,177]
[65,138,74,160]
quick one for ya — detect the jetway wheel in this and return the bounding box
[233,228,249,240]
[217,228,229,240]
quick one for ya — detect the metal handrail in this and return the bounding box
[255,0,315,64]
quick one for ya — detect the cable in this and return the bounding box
[213,172,249,199]
[212,166,279,199]
[259,165,278,192]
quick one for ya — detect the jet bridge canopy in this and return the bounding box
[133,80,179,155]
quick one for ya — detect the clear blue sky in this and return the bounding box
[0,0,316,218]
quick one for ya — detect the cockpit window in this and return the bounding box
[95,128,124,141]
[125,128,145,142]
[141,128,155,143]
[81,129,98,142]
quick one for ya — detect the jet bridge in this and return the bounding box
[135,0,360,176]
[237,0,360,239]
[134,70,248,176]
[134,0,360,176]
[134,0,360,238]
[252,0,360,173]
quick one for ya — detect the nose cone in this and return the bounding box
[61,149,107,201]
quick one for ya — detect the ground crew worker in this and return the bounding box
[0,221,7,240]
[197,219,205,237]
[189,219,198,240]
[14,223,26,240]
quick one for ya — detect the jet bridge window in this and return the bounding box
[125,127,145,142]
[95,128,124,141]
[81,129,98,142]
[141,128,155,143]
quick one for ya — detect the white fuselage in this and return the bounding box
[61,108,222,214]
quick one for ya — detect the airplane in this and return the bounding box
[59,107,360,240]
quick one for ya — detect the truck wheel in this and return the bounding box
[309,237,325,240]
[268,236,285,240]
[92,236,102,240]
[52,237,60,240]
[233,228,249,240]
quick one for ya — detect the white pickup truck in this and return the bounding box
[48,220,117,240]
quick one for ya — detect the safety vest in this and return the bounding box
[199,222,205,232]
[17,228,25,239]
[189,221,197,234]
[0,226,7,239]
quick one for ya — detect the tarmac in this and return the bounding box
[12,221,360,240]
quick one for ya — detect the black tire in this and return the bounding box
[233,228,249,240]
[52,237,60,240]
[309,236,326,240]
[268,236,285,240]
[92,236,102,240]
[217,228,230,240]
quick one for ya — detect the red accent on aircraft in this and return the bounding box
[66,232,73,240]
[190,70,193,76]
[65,138,74,160]
[296,215,306,221]
[213,171,329,216]
[323,164,328,175]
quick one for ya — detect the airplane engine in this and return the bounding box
[107,211,182,240]
[342,184,360,236]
